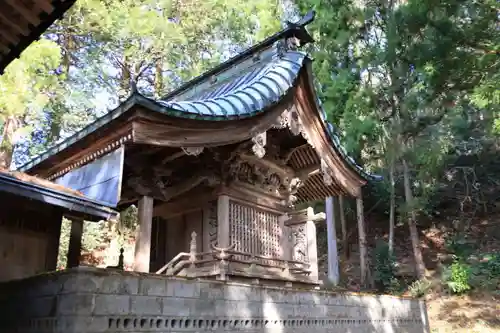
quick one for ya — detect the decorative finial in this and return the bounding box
[117,248,124,270]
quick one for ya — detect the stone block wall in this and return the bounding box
[0,267,430,333]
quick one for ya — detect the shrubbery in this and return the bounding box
[373,240,400,293]
[442,232,499,294]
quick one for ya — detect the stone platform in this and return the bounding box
[0,267,430,333]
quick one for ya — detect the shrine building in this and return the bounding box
[0,7,429,333]
[16,11,379,286]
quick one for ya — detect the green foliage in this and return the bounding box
[373,240,398,292]
[408,279,432,298]
[469,253,500,291]
[444,261,471,294]
[57,218,71,270]
[445,233,476,260]
[3,0,285,166]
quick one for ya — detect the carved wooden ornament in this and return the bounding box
[251,132,267,158]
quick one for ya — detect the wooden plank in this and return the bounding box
[54,146,125,207]
[0,25,19,45]
[5,0,41,25]
[32,0,54,13]
[217,195,230,247]
[67,218,83,268]
[0,9,29,36]
[134,196,153,272]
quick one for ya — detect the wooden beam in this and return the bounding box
[161,150,185,165]
[160,174,211,202]
[0,42,10,54]
[134,196,154,272]
[154,191,216,218]
[67,217,83,268]
[0,10,29,36]
[5,0,41,25]
[0,27,19,45]
[33,0,54,13]
[239,152,295,179]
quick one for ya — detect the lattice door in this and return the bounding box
[229,201,282,260]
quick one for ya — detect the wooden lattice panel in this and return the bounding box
[229,201,282,259]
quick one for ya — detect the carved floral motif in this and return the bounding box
[181,146,204,156]
[291,224,308,263]
[208,200,218,245]
[321,158,333,186]
[251,132,267,158]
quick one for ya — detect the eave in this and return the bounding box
[0,172,117,222]
[0,0,76,74]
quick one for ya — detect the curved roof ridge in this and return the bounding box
[157,51,308,118]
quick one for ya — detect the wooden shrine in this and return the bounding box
[18,11,378,286]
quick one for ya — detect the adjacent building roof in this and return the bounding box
[0,0,76,74]
[0,168,117,221]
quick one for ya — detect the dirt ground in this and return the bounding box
[427,292,500,333]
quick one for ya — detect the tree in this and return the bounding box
[296,0,499,279]
[0,39,63,168]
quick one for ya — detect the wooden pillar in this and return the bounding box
[67,217,83,268]
[134,196,154,272]
[356,195,367,286]
[325,196,340,285]
[278,214,290,259]
[306,207,318,281]
[45,216,63,271]
[217,195,230,247]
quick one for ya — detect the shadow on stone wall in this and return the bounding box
[0,267,430,333]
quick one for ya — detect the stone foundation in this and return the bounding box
[0,267,430,333]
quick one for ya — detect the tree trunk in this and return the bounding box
[0,117,16,169]
[402,157,426,279]
[388,157,396,253]
[154,59,163,98]
[356,195,367,286]
[339,196,349,259]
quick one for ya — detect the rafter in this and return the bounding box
[5,0,41,26]
[32,0,54,13]
[0,10,29,36]
[0,26,19,45]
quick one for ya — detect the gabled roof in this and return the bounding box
[0,0,76,74]
[0,168,116,221]
[18,10,380,199]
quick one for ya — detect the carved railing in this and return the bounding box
[155,231,314,283]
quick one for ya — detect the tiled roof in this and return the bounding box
[158,50,305,119]
[17,10,380,182]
